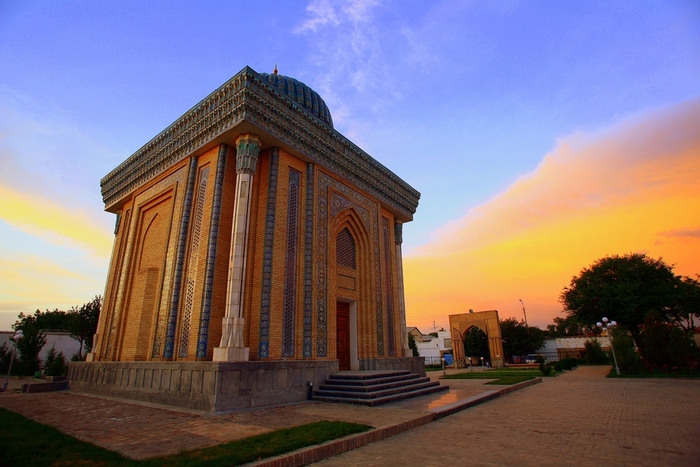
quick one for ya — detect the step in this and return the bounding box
[319,375,430,391]
[314,384,449,407]
[314,380,442,400]
[318,376,431,393]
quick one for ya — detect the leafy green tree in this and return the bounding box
[560,254,699,356]
[546,315,587,338]
[583,338,608,364]
[43,346,68,376]
[12,313,47,375]
[463,326,489,361]
[500,318,546,361]
[68,296,101,359]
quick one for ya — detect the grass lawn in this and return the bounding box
[0,407,371,467]
[442,368,549,385]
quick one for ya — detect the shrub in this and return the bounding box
[610,328,643,374]
[43,347,68,377]
[554,362,563,372]
[539,362,552,376]
[560,357,578,370]
[583,339,608,364]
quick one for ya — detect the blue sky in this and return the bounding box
[1,0,699,331]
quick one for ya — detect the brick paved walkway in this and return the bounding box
[2,367,698,465]
[314,366,700,467]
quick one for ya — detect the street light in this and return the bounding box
[480,356,484,367]
[596,317,620,376]
[2,329,23,392]
[467,356,473,372]
[519,299,528,326]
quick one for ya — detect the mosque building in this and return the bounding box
[70,66,424,411]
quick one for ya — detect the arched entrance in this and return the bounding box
[462,325,490,366]
[450,310,504,368]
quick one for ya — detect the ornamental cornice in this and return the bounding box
[100,67,420,219]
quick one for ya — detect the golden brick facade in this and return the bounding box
[91,67,420,371]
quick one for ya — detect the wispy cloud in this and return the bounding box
[404,99,700,330]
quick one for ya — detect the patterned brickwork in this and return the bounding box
[197,145,228,359]
[160,157,198,359]
[282,169,300,357]
[382,217,395,356]
[178,167,209,357]
[303,163,314,358]
[258,149,279,358]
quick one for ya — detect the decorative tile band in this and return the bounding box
[282,169,301,357]
[162,156,198,359]
[100,67,419,220]
[259,149,279,358]
[382,217,395,356]
[303,163,314,358]
[197,144,228,359]
[178,167,209,357]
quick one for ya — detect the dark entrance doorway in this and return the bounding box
[336,302,350,371]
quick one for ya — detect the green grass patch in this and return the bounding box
[0,408,371,467]
[0,406,132,466]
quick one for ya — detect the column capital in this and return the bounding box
[235,134,261,174]
[394,220,403,245]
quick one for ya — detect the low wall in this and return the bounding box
[68,360,337,412]
[358,357,425,376]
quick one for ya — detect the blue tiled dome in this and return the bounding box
[260,72,333,128]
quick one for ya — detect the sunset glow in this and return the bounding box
[404,100,700,331]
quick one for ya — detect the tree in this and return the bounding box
[463,326,489,361]
[499,318,546,361]
[68,296,101,359]
[546,315,587,338]
[560,254,699,356]
[12,313,47,375]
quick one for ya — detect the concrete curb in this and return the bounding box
[248,377,542,467]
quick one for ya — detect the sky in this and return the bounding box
[0,0,699,332]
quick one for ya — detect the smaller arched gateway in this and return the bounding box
[450,310,504,368]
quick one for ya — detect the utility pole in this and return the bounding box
[519,299,528,326]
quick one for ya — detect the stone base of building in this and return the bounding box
[68,360,337,412]
[358,357,426,376]
[67,357,426,412]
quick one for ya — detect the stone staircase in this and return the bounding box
[312,370,448,406]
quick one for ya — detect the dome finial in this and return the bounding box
[273,63,278,75]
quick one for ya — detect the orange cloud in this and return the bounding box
[404,99,700,331]
[0,184,113,259]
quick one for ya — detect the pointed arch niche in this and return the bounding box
[331,207,373,370]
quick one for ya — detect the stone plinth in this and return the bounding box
[68,360,337,412]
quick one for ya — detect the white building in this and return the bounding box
[414,330,452,365]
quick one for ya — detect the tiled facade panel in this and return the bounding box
[120,192,174,361]
[198,145,235,360]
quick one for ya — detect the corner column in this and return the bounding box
[394,221,412,357]
[214,134,260,362]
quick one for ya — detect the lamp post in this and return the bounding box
[467,356,473,372]
[519,299,528,326]
[441,357,446,377]
[480,356,484,367]
[2,329,23,392]
[597,317,620,376]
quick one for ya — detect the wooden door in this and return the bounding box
[336,302,350,371]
